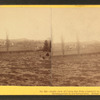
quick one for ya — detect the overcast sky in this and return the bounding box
[0,7,51,40]
[52,8,100,43]
[0,7,100,42]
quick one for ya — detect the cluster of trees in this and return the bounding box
[43,40,51,52]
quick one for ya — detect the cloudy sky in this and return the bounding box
[52,8,100,43]
[0,7,51,40]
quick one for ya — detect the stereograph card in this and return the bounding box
[0,0,100,96]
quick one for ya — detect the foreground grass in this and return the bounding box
[52,54,100,86]
[0,51,51,86]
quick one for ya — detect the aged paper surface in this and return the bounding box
[0,5,100,95]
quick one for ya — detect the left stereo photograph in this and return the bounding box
[0,7,51,86]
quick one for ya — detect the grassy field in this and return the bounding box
[52,53,100,86]
[0,51,51,86]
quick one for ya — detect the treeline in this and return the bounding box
[0,39,51,52]
[43,40,51,52]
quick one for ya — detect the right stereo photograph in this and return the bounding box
[51,7,100,86]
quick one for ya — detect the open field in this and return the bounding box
[52,53,100,86]
[0,51,51,86]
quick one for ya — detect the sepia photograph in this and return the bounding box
[51,8,100,86]
[0,7,51,86]
[1,6,100,87]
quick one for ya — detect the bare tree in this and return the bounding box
[6,32,9,52]
[76,33,80,55]
[61,34,65,56]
